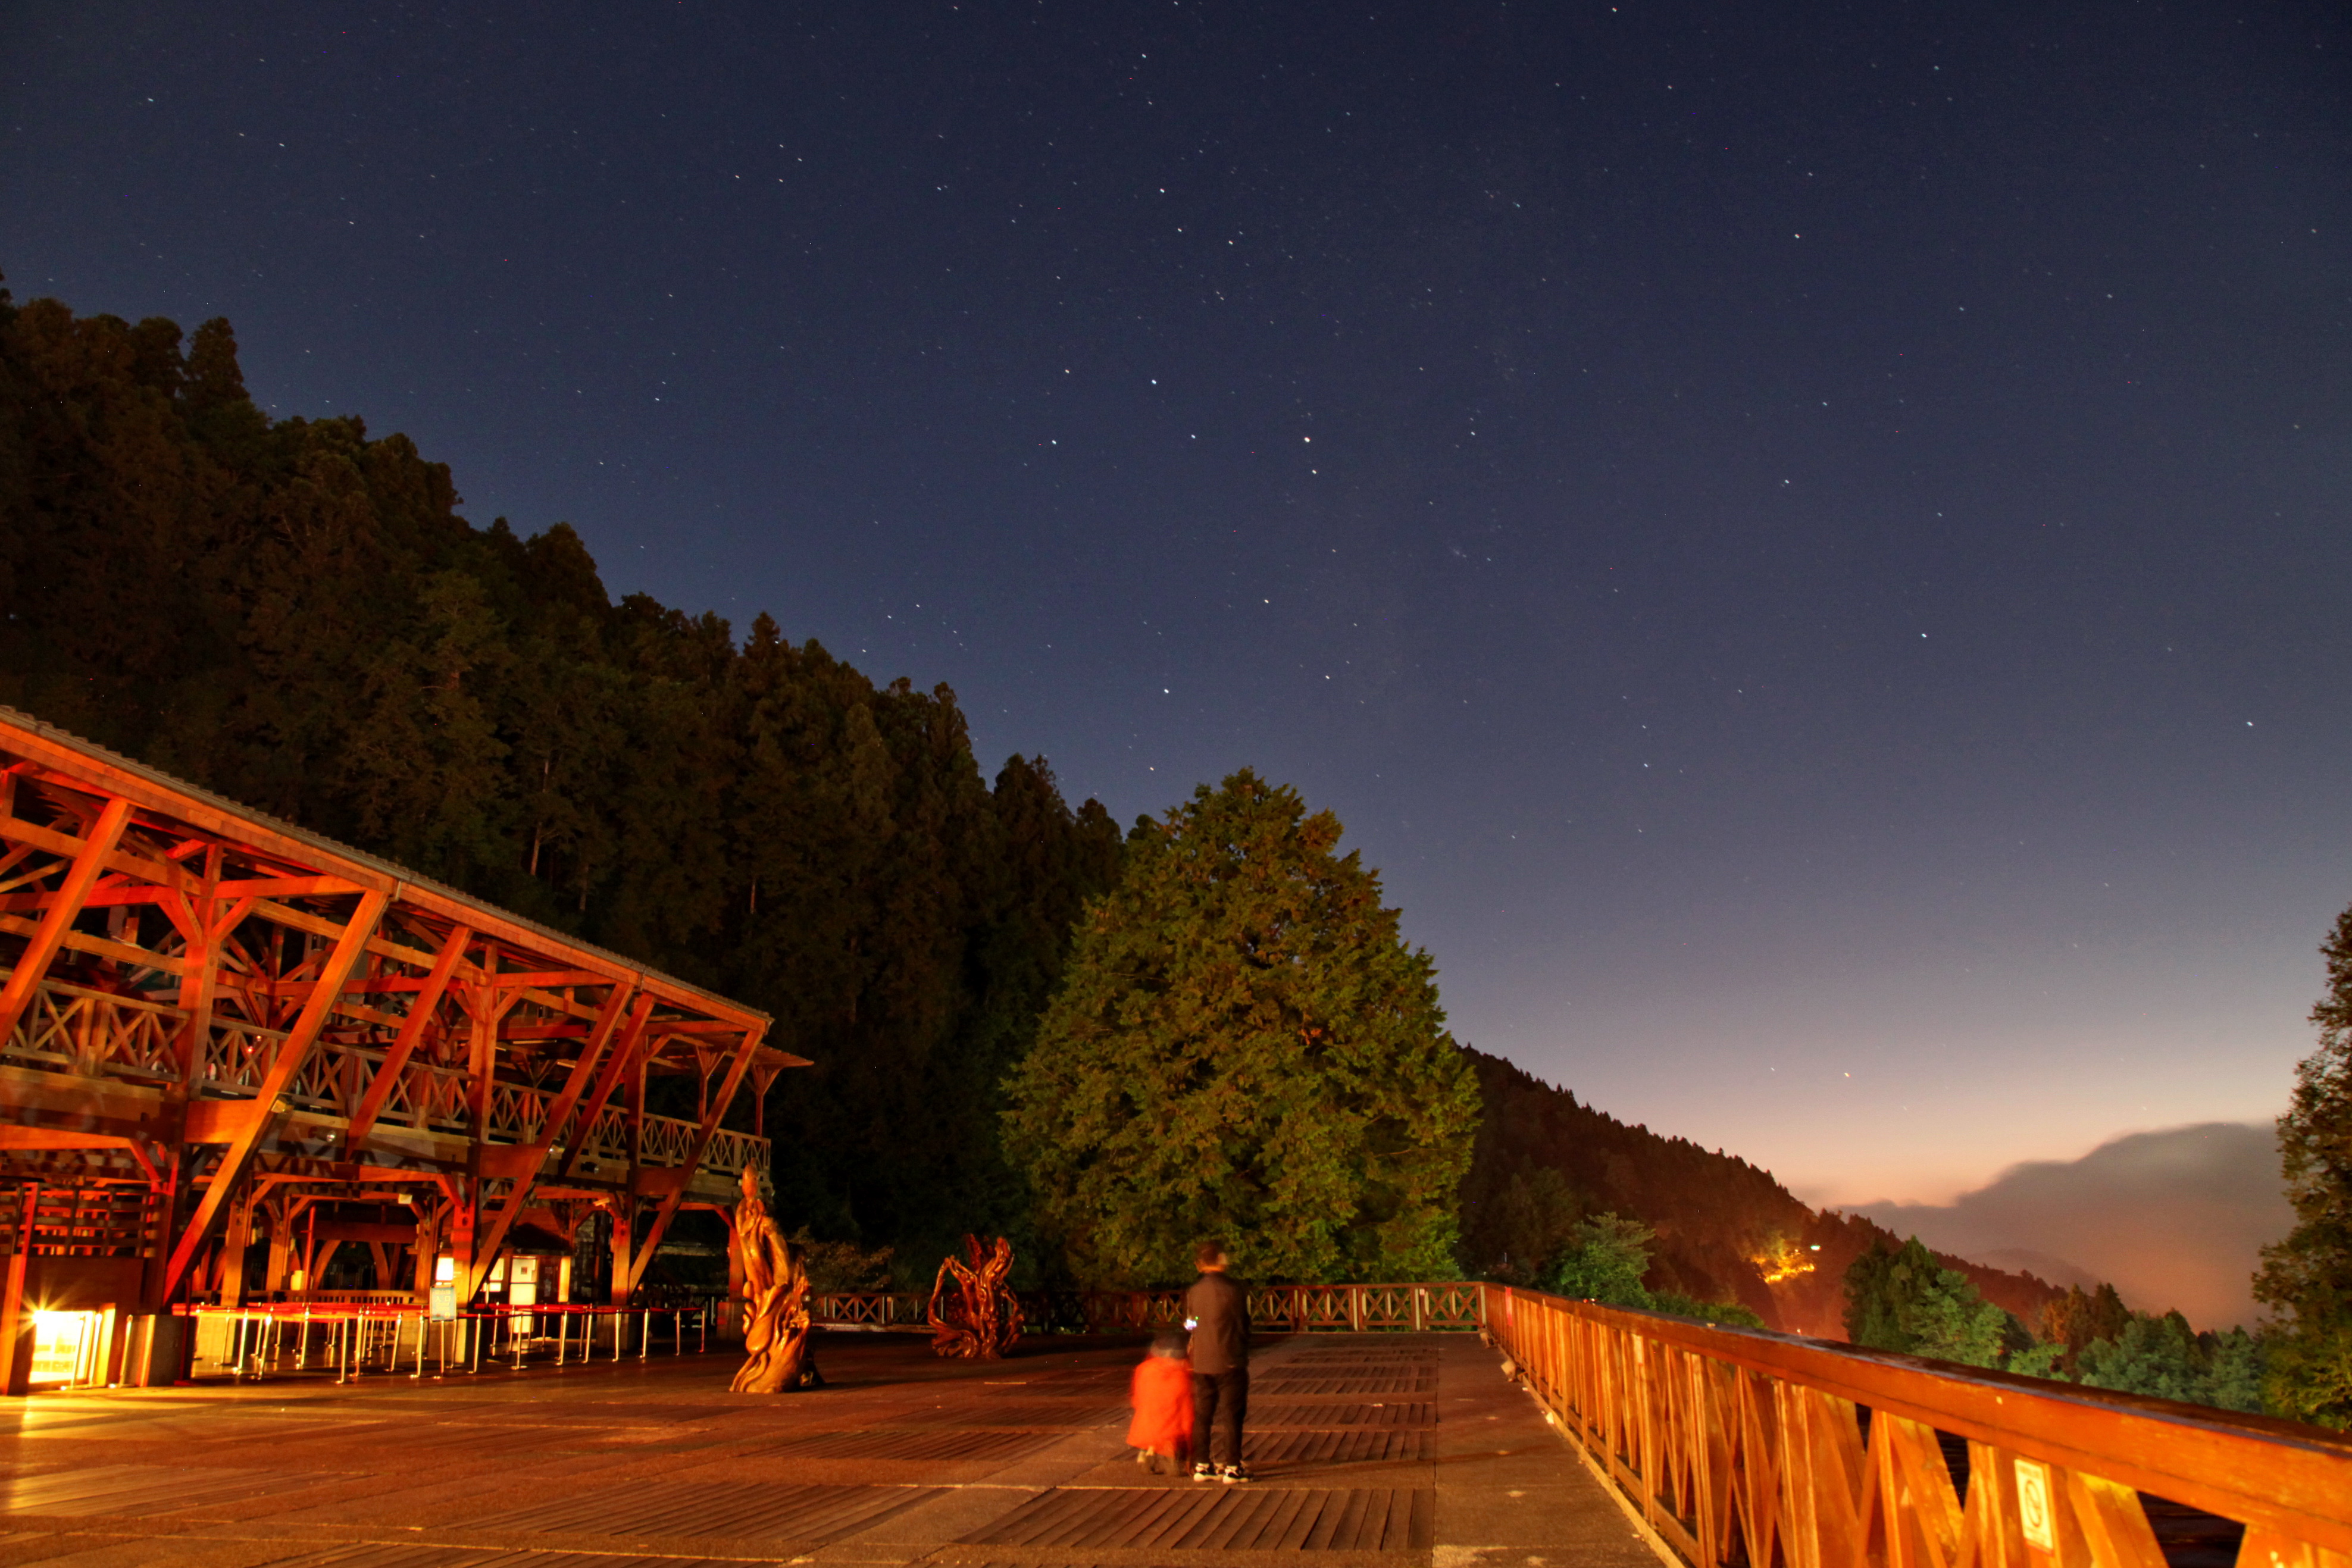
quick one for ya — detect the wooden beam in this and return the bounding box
[623,1023,765,1295]
[0,884,176,913]
[0,875,355,913]
[459,983,634,1298]
[209,876,362,899]
[0,911,190,974]
[2,721,767,1041]
[159,888,390,1300]
[476,969,615,989]
[165,880,217,1088]
[341,923,472,1154]
[463,984,528,1135]
[0,796,132,1043]
[0,1128,163,1187]
[0,808,183,891]
[552,993,656,1182]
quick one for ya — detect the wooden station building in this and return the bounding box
[0,706,799,1391]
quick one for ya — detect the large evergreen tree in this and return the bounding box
[2253,902,2352,1428]
[1002,770,1479,1285]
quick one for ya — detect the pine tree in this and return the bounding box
[1003,769,1480,1285]
[2254,902,2352,1428]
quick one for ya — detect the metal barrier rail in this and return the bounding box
[176,1300,716,1382]
[1484,1285,2352,1568]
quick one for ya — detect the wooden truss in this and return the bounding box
[0,705,799,1342]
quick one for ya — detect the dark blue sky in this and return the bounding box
[8,0,2348,1204]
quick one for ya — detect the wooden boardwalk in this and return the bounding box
[0,1331,1660,1567]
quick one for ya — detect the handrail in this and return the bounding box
[808,1282,1488,1334]
[2,970,771,1187]
[1484,1285,2352,1568]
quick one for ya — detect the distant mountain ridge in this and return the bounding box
[1459,1047,2063,1338]
[1851,1122,2285,1331]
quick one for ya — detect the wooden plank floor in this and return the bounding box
[0,1330,1660,1568]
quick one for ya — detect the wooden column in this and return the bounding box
[411,1202,445,1302]
[607,1201,633,1309]
[0,1182,42,1397]
[263,1197,294,1295]
[219,1186,254,1307]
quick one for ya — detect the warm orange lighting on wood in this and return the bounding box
[0,706,803,1388]
[927,1234,1022,1359]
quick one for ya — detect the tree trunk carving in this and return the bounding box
[928,1234,1022,1359]
[730,1168,820,1392]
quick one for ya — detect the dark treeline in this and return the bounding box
[0,288,1122,1274]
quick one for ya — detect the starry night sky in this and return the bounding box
[8,0,2350,1210]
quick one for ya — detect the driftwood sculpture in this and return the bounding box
[927,1234,1023,1359]
[728,1167,820,1392]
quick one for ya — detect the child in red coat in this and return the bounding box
[1127,1332,1192,1473]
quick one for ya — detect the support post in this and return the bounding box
[0,1182,42,1397]
[264,1198,293,1295]
[220,1187,254,1308]
[607,1201,633,1310]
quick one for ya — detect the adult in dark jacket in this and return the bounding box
[1184,1241,1251,1481]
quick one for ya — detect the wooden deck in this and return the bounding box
[0,1331,1658,1567]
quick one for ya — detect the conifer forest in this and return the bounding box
[0,289,1123,1270]
[3,284,2327,1425]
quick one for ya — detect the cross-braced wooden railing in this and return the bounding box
[809,1281,1488,1334]
[1485,1285,2352,1568]
[3,975,770,1185]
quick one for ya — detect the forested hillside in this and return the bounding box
[0,282,2087,1316]
[0,287,1122,1274]
[1459,1049,2062,1336]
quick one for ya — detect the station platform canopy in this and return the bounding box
[0,706,800,1389]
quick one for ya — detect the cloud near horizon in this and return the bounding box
[1850,1122,2290,1331]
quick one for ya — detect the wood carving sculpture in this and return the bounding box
[729,1167,819,1392]
[928,1234,1023,1359]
